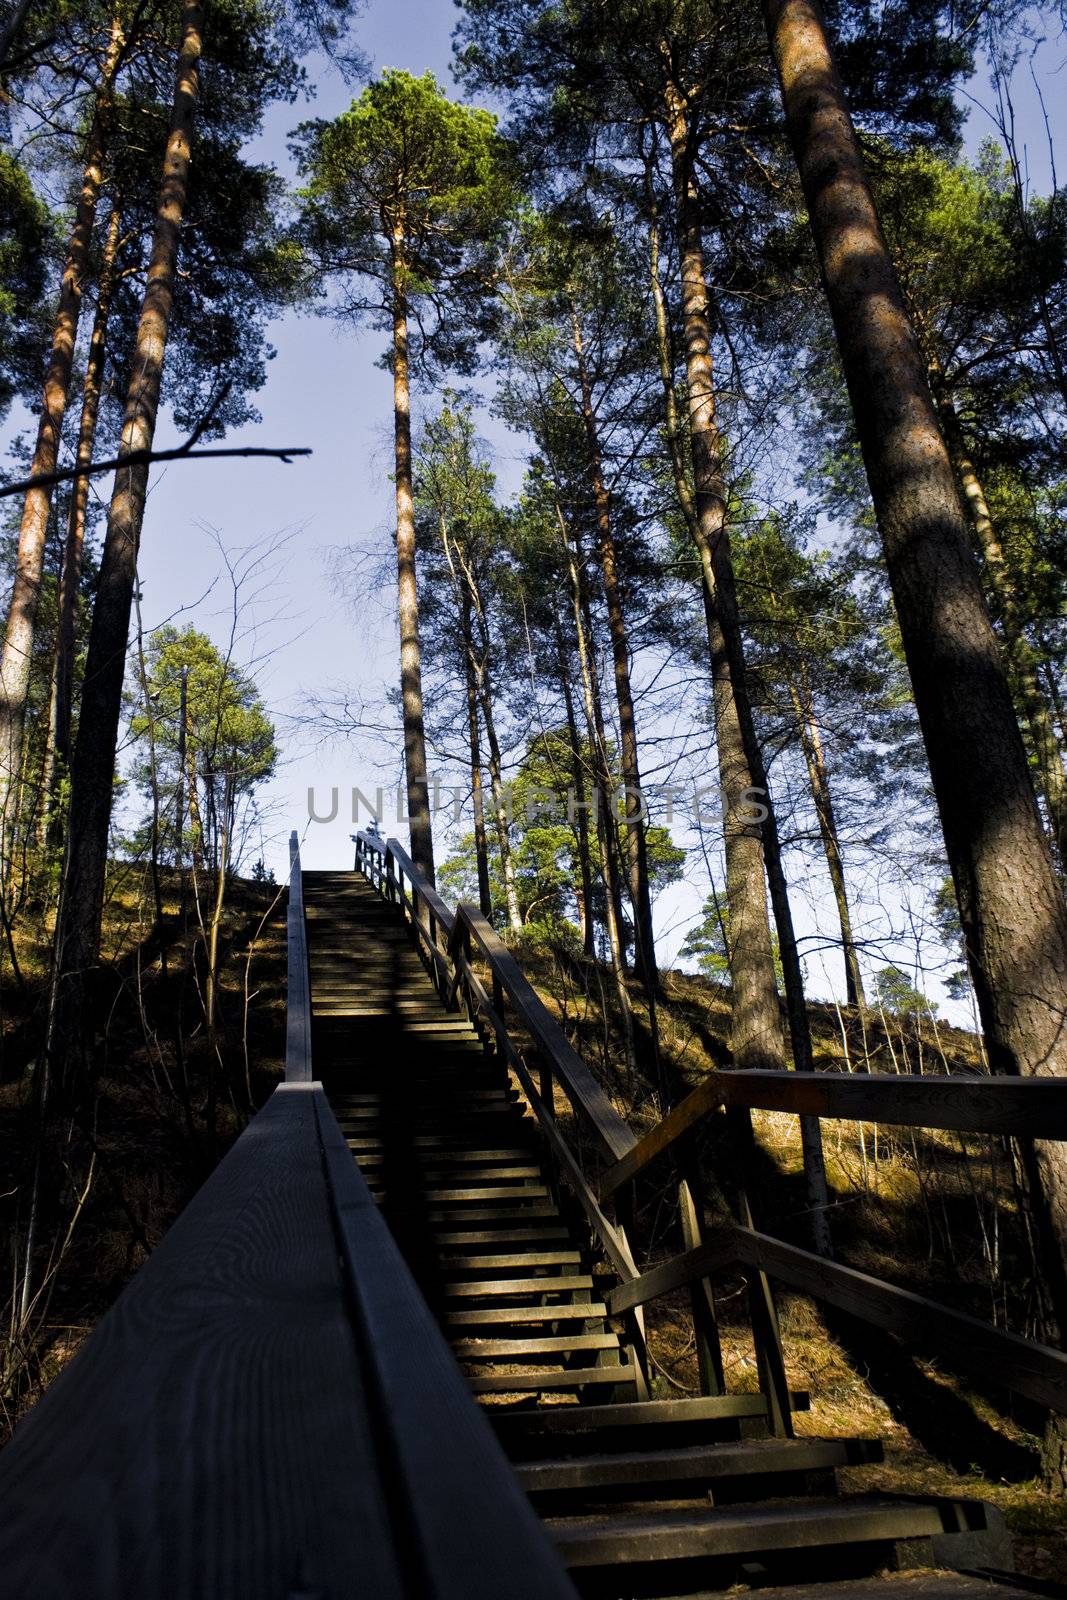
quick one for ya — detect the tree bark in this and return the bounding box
[39,203,123,847]
[0,14,124,859]
[52,0,203,1076]
[658,107,831,1244]
[555,618,595,956]
[474,644,523,934]
[789,671,866,1008]
[559,502,638,1082]
[665,83,786,1077]
[571,308,660,1019]
[461,588,493,919]
[764,0,1067,1316]
[390,245,435,884]
[936,393,1067,870]
[0,0,35,70]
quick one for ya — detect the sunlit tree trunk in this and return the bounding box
[461,588,493,919]
[664,87,786,1076]
[52,0,204,1079]
[389,238,434,883]
[0,14,124,862]
[554,618,595,956]
[39,203,123,848]
[559,502,637,1081]
[788,671,866,1008]
[935,392,1067,869]
[764,0,1067,1355]
[571,308,660,1030]
[654,145,830,1243]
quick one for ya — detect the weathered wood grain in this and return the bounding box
[315,1092,578,1600]
[0,1085,403,1600]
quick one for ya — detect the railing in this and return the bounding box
[286,828,312,1082]
[353,830,1067,1423]
[354,831,793,1428]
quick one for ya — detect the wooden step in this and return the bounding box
[424,1204,560,1223]
[743,1578,1050,1600]
[515,1436,883,1494]
[446,1304,608,1327]
[423,1186,551,1204]
[433,1228,571,1248]
[544,1495,1007,1569]
[467,1365,637,1395]
[444,1275,594,1298]
[440,1251,582,1272]
[490,1395,811,1444]
[453,1333,619,1360]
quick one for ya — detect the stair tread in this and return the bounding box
[468,1365,637,1394]
[444,1274,594,1297]
[545,1494,999,1564]
[490,1395,810,1435]
[453,1333,619,1359]
[446,1305,608,1326]
[516,1437,883,1491]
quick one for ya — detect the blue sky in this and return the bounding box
[4,1,1064,1009]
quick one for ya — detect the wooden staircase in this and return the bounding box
[303,867,1034,1599]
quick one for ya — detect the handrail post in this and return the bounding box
[677,1152,726,1397]
[285,830,312,1084]
[728,1107,792,1437]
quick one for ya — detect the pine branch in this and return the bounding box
[0,443,312,499]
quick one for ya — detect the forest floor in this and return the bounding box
[0,862,287,1440]
[1,890,1065,1580]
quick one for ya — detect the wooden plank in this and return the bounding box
[314,1091,578,1600]
[719,1068,1067,1138]
[285,831,313,1083]
[608,1232,740,1317]
[517,1437,883,1493]
[545,1496,1005,1567]
[599,1078,723,1198]
[613,1219,1067,1415]
[466,1365,637,1394]
[0,1084,405,1600]
[733,1226,1067,1416]
[489,1395,810,1440]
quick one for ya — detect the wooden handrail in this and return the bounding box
[608,1221,1067,1417]
[286,830,312,1083]
[0,1084,577,1596]
[600,1068,1067,1199]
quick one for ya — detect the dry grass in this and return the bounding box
[517,943,1067,1579]
[0,864,286,1438]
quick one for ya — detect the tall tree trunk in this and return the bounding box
[0,0,35,70]
[571,308,660,1024]
[39,202,123,847]
[788,672,866,1008]
[936,393,1067,869]
[764,0,1067,1327]
[0,13,124,858]
[664,85,786,1077]
[654,136,830,1244]
[389,248,434,884]
[559,502,637,1082]
[461,590,493,919]
[555,618,595,957]
[473,647,523,934]
[52,1,204,1078]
